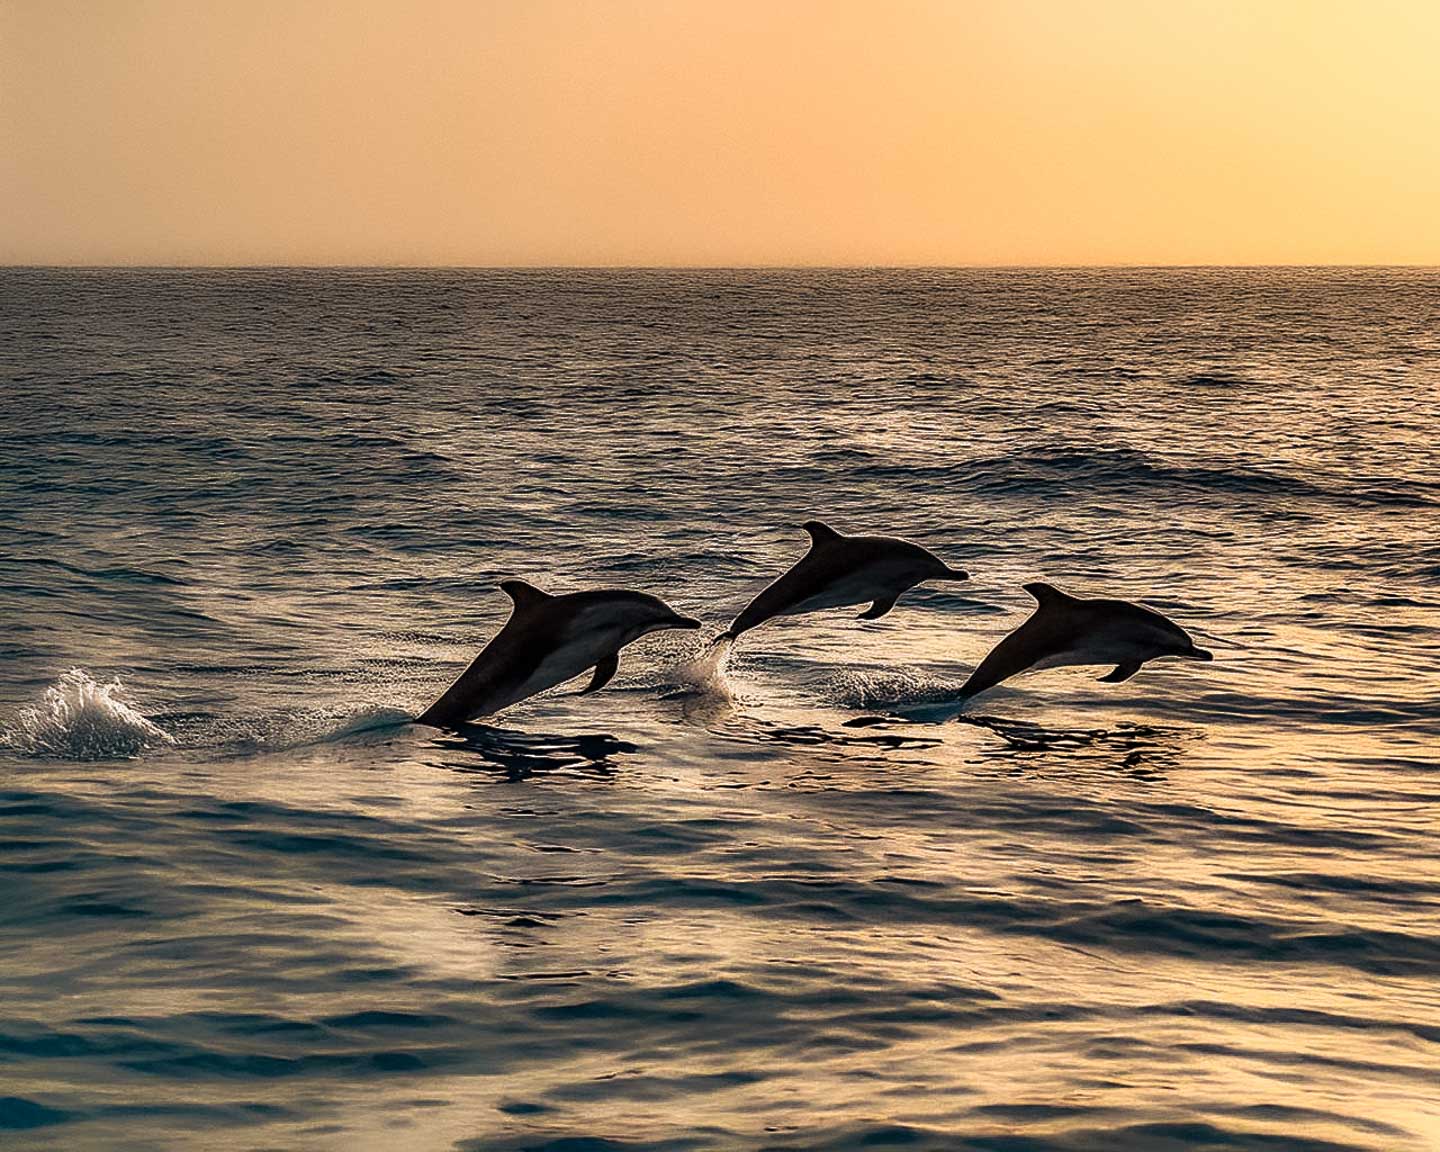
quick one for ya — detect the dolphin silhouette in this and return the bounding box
[958,582,1213,699]
[416,580,701,727]
[720,521,969,640]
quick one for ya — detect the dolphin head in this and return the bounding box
[616,592,702,638]
[1153,616,1213,662]
[878,538,969,584]
[1081,592,1213,665]
[916,547,969,582]
[931,559,971,582]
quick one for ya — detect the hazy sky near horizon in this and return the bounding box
[2,0,1438,266]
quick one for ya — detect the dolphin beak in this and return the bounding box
[1188,646,1214,661]
[943,567,970,581]
[671,615,703,630]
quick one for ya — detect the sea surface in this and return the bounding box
[1,267,1438,1152]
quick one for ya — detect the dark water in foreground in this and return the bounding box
[1,268,1438,1151]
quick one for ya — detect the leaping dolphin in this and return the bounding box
[417,580,701,728]
[958,582,1213,699]
[720,521,969,641]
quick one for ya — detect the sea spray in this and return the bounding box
[661,635,737,701]
[826,667,966,710]
[1,669,174,760]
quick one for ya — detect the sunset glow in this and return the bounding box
[4,0,1438,266]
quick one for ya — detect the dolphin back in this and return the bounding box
[416,580,579,726]
[724,522,964,639]
[961,581,1211,699]
[417,584,698,726]
[723,522,854,637]
[415,622,544,727]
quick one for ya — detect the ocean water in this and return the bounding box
[1,267,1438,1151]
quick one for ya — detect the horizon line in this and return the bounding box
[4,262,1439,272]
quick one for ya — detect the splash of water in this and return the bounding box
[1,669,175,760]
[660,636,736,701]
[827,667,967,710]
[320,707,416,741]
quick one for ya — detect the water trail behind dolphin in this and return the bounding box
[828,667,968,713]
[660,635,736,701]
[888,699,972,724]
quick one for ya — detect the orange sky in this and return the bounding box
[2,0,1438,266]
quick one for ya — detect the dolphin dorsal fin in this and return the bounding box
[802,520,844,547]
[499,579,551,611]
[1023,582,1075,610]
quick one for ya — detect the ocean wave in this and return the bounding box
[0,557,188,587]
[579,877,1440,976]
[1177,371,1262,389]
[1,670,174,760]
[291,365,404,392]
[852,446,1440,510]
[159,706,416,759]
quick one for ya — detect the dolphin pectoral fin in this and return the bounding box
[1098,661,1142,683]
[858,596,898,620]
[580,654,619,695]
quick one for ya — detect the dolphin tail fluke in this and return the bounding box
[1098,661,1142,683]
[858,596,898,620]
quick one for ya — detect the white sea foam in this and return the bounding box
[1,669,175,760]
[317,707,416,743]
[826,667,966,711]
[660,636,736,701]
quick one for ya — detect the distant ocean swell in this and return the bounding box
[853,446,1440,510]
